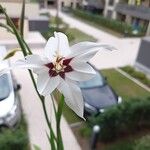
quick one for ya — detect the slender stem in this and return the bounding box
[56,95,64,150]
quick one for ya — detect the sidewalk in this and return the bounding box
[49,9,141,69]
[12,50,81,150]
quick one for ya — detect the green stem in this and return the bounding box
[56,95,64,150]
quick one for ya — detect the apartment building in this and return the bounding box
[103,0,119,19]
[40,0,81,9]
[103,0,150,35]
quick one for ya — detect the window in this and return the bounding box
[7,17,20,29]
[109,0,114,6]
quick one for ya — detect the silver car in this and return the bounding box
[0,46,21,128]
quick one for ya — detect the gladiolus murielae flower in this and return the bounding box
[0,32,114,118]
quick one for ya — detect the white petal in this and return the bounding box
[54,32,71,57]
[44,32,71,60]
[25,55,48,74]
[0,59,41,76]
[37,73,60,96]
[72,50,99,63]
[57,79,84,119]
[71,61,96,74]
[69,42,114,58]
[25,54,44,65]
[66,70,95,81]
[44,36,58,61]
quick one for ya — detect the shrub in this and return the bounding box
[72,9,145,36]
[87,98,150,141]
[121,66,150,87]
[122,66,135,74]
[134,135,150,150]
[0,118,29,150]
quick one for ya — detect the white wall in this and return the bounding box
[0,2,40,18]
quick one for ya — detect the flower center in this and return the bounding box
[54,57,64,72]
[44,56,73,79]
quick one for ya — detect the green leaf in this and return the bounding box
[3,48,21,60]
[33,145,41,150]
[46,132,56,150]
[20,0,25,37]
[0,22,14,34]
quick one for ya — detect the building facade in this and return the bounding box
[135,37,150,75]
[103,0,150,35]
[40,0,81,9]
[103,0,119,19]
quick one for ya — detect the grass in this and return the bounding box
[101,69,150,101]
[66,28,97,44]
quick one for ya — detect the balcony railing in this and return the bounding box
[115,3,150,20]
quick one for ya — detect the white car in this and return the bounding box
[0,46,21,128]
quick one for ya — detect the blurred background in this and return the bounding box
[0,0,150,150]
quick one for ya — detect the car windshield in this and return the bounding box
[79,72,105,88]
[0,74,10,101]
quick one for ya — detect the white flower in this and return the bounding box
[0,32,114,118]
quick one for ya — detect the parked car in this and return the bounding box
[79,68,122,117]
[0,46,21,128]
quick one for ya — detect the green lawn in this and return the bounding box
[101,69,150,101]
[66,28,97,44]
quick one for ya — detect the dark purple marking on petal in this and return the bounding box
[59,72,65,79]
[63,58,73,66]
[45,63,54,69]
[49,69,58,77]
[64,65,73,73]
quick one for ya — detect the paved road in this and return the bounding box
[49,10,141,69]
[12,50,81,150]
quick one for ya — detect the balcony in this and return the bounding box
[115,3,150,20]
